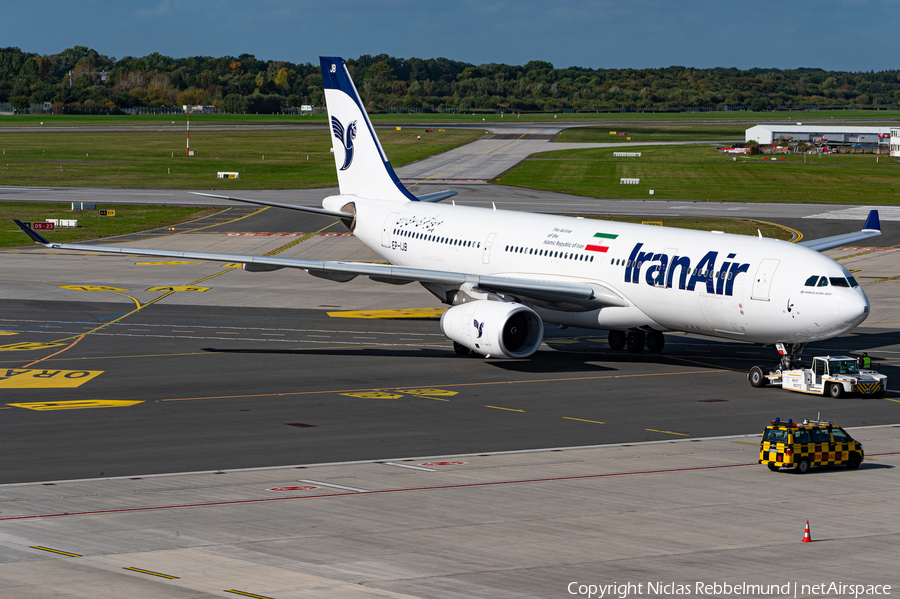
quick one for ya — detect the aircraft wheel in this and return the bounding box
[453,342,470,356]
[645,331,665,353]
[749,366,767,388]
[626,332,645,353]
[828,382,844,399]
[608,330,626,350]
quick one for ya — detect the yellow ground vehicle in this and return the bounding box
[759,417,864,473]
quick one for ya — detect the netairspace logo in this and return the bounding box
[567,581,892,599]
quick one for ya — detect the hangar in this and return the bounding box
[745,124,891,147]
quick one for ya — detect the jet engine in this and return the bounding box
[440,300,544,358]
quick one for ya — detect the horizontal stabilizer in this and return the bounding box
[798,209,882,252]
[415,190,457,203]
[190,192,354,218]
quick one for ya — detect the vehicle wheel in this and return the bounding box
[646,331,665,353]
[626,332,646,353]
[608,330,626,350]
[795,459,810,474]
[767,464,780,472]
[749,366,767,388]
[453,342,470,356]
[828,382,843,399]
[847,452,862,470]
[873,390,885,399]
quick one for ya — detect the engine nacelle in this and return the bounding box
[440,301,544,358]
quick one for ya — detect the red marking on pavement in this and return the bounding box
[5,452,896,523]
[420,461,466,466]
[0,463,754,521]
[267,486,318,492]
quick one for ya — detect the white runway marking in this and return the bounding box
[297,479,368,492]
[383,462,438,472]
[804,206,900,221]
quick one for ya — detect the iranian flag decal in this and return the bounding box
[585,232,618,253]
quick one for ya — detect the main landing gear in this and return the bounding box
[608,330,665,354]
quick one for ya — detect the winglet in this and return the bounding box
[13,219,51,245]
[863,209,880,232]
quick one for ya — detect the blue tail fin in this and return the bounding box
[320,57,417,202]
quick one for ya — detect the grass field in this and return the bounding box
[0,128,483,189]
[0,202,221,247]
[2,108,899,127]
[577,215,793,240]
[498,144,900,204]
[554,124,745,143]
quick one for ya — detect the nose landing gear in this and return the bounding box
[777,342,805,371]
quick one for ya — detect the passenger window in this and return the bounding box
[794,431,811,444]
[805,275,818,286]
[830,277,850,287]
[817,277,829,287]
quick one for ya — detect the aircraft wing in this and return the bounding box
[797,209,882,252]
[13,220,627,309]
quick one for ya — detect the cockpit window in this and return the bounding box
[804,275,818,287]
[817,276,829,287]
[830,277,850,288]
[848,276,859,287]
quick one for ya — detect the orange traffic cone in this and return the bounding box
[802,520,813,543]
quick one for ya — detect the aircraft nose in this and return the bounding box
[839,290,870,327]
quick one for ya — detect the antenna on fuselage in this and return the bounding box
[758,229,763,239]
[492,202,496,211]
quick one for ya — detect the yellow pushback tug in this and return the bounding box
[759,417,864,473]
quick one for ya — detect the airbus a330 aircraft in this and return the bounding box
[16,56,882,369]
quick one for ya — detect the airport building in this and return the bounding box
[891,128,900,157]
[745,124,891,148]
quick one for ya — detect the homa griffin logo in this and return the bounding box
[623,243,751,296]
[331,116,357,171]
[473,320,485,339]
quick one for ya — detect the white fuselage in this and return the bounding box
[324,195,870,345]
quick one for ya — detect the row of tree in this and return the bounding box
[2,46,900,114]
